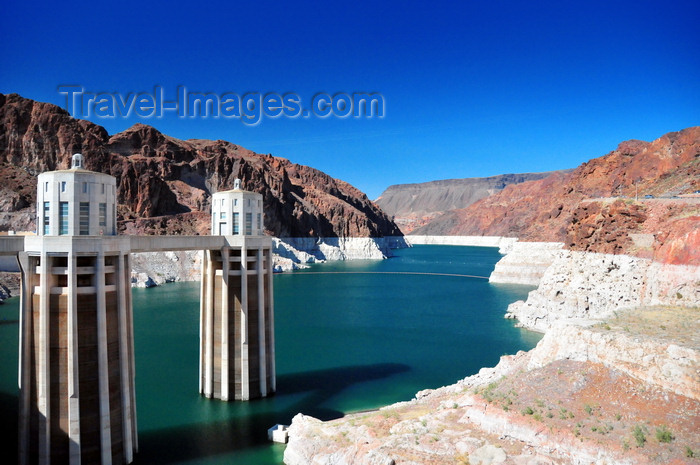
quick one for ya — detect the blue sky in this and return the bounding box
[1,0,698,199]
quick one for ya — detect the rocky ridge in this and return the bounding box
[411,127,700,266]
[0,93,401,239]
[376,172,560,234]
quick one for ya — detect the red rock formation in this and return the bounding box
[413,127,700,264]
[0,93,401,238]
[566,200,648,255]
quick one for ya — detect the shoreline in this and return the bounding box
[0,235,410,299]
[283,239,700,465]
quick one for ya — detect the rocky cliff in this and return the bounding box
[488,241,564,286]
[283,250,700,465]
[412,128,700,265]
[285,313,699,465]
[505,248,700,332]
[0,93,402,239]
[375,172,559,233]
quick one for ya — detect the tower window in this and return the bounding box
[233,212,240,234]
[61,181,66,192]
[99,203,107,227]
[59,202,68,235]
[220,212,227,220]
[102,184,105,194]
[79,203,90,235]
[43,202,50,235]
[44,182,48,192]
[245,212,252,235]
[82,182,88,193]
[257,213,261,231]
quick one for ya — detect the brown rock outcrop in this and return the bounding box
[566,199,648,255]
[0,93,401,238]
[375,171,564,234]
[413,127,700,264]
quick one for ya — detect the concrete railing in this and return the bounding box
[0,237,26,255]
[0,234,272,255]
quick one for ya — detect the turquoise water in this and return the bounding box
[0,245,541,463]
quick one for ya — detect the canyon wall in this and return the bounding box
[505,249,700,332]
[376,172,560,233]
[0,93,402,240]
[411,127,700,266]
[283,247,700,465]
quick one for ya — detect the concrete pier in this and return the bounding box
[199,183,275,400]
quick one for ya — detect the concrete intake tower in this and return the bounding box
[18,154,137,464]
[11,155,277,464]
[199,178,276,401]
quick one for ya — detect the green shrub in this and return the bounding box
[655,425,674,443]
[633,425,646,447]
[522,406,534,415]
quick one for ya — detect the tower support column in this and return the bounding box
[18,236,137,465]
[67,254,81,464]
[198,236,275,401]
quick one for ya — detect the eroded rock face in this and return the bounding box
[375,172,561,234]
[412,127,700,264]
[284,315,700,465]
[566,200,647,255]
[528,324,699,400]
[488,241,564,286]
[505,250,700,332]
[0,93,401,239]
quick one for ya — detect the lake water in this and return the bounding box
[0,245,541,464]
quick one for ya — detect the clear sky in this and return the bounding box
[1,0,698,199]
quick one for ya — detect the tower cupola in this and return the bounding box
[36,154,117,236]
[211,179,264,236]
